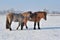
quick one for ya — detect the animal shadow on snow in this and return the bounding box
[11,27,60,31]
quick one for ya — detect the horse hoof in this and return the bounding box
[26,27,28,29]
[21,28,23,30]
[38,28,40,29]
[10,29,12,31]
[34,28,36,30]
[10,28,12,31]
[16,28,18,30]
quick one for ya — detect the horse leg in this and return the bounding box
[7,22,12,31]
[6,18,12,31]
[26,25,28,29]
[8,18,13,31]
[9,21,12,31]
[21,22,24,30]
[38,22,40,29]
[16,22,20,30]
[6,18,10,29]
[34,22,36,30]
[24,23,28,29]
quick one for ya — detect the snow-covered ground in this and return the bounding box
[0,14,60,40]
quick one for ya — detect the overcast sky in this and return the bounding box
[0,0,60,11]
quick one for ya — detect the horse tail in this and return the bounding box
[6,13,13,29]
[6,16,10,29]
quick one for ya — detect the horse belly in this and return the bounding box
[13,16,18,22]
[13,18,18,22]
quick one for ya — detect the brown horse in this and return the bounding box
[19,11,47,30]
[29,11,47,29]
[6,11,32,31]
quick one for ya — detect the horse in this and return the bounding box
[18,11,47,30]
[16,11,32,30]
[29,11,47,29]
[6,11,32,31]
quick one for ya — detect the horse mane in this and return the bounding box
[35,11,47,15]
[35,11,46,13]
[28,11,32,14]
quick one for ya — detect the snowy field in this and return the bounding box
[0,14,60,40]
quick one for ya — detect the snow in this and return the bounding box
[0,14,60,40]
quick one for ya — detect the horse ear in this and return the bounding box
[28,11,32,14]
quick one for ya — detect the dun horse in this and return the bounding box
[6,12,31,31]
[18,11,47,29]
[16,11,32,30]
[6,11,47,30]
[18,11,47,30]
[29,11,47,29]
